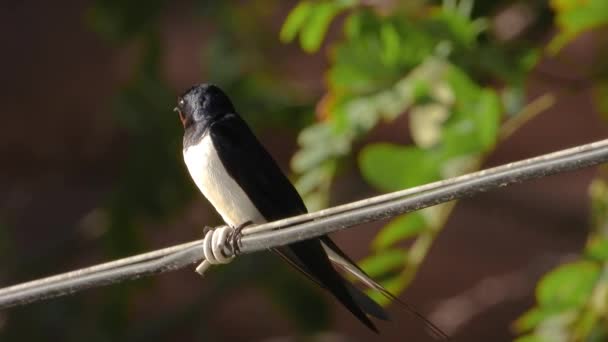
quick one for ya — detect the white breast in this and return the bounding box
[183,134,266,227]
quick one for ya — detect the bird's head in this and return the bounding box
[175,83,235,129]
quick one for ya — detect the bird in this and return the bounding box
[175,83,446,337]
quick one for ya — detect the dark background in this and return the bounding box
[0,1,606,341]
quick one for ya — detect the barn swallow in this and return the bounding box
[176,84,445,337]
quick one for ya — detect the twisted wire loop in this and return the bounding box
[195,226,237,276]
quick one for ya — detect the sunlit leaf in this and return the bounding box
[380,22,401,66]
[291,146,333,173]
[344,97,381,132]
[537,261,600,311]
[549,0,608,53]
[359,144,441,192]
[372,213,427,250]
[429,4,485,47]
[280,1,314,43]
[514,308,555,333]
[359,249,407,278]
[514,334,549,342]
[441,118,481,157]
[303,190,329,212]
[409,103,450,148]
[344,10,363,39]
[298,122,332,147]
[440,155,477,179]
[472,88,501,150]
[586,237,608,261]
[502,86,525,116]
[447,64,480,107]
[300,3,341,53]
[294,163,332,195]
[574,308,602,341]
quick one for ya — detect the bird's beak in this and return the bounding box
[174,107,187,127]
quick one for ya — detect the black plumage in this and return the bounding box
[176,83,446,336]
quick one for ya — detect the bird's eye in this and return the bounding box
[178,98,185,108]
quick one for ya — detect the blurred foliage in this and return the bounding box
[86,0,166,43]
[514,167,608,342]
[512,3,608,340]
[283,0,536,305]
[549,0,608,53]
[5,0,608,340]
[283,0,608,339]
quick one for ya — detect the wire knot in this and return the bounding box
[195,225,236,276]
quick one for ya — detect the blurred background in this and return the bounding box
[1,0,608,341]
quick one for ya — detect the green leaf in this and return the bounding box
[514,334,549,342]
[549,0,608,53]
[303,190,328,212]
[472,88,501,150]
[344,11,363,39]
[409,103,450,148]
[380,22,401,66]
[280,1,314,43]
[574,307,602,341]
[291,146,333,173]
[300,3,340,53]
[429,5,485,47]
[502,86,525,116]
[372,213,427,250]
[359,249,407,278]
[514,308,555,333]
[537,260,600,311]
[441,118,481,157]
[446,65,480,107]
[281,1,355,53]
[294,162,333,195]
[359,144,441,192]
[298,122,332,147]
[586,237,608,261]
[439,67,501,157]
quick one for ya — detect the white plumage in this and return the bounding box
[183,134,266,227]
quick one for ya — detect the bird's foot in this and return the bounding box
[229,221,253,255]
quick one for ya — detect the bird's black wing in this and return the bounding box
[209,114,307,221]
[209,113,380,332]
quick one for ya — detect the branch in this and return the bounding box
[0,139,607,309]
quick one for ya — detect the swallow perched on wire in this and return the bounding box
[176,83,446,337]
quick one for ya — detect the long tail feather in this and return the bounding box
[272,248,388,320]
[321,237,449,341]
[274,241,379,333]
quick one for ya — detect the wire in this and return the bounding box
[241,139,608,252]
[0,139,607,310]
[241,139,608,235]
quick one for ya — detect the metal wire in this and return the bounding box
[0,139,607,309]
